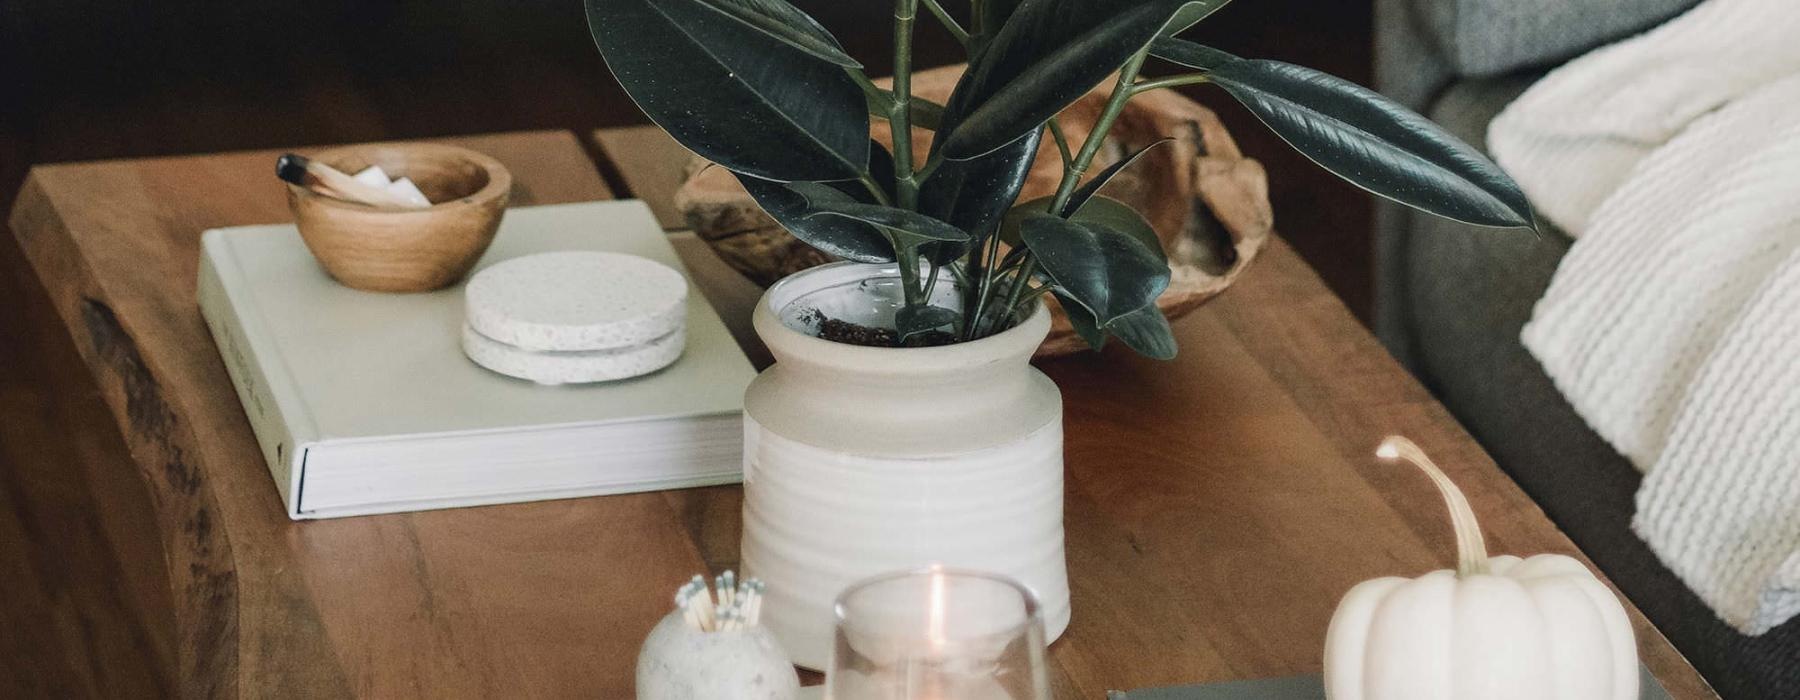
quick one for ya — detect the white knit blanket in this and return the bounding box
[1490,0,1800,635]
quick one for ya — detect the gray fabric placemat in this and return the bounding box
[1110,665,1669,699]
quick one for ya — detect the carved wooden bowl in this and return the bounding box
[675,64,1272,356]
[288,143,512,293]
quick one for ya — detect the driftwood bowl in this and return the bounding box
[288,143,513,293]
[675,64,1273,357]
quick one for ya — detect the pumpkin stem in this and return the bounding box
[1377,436,1489,577]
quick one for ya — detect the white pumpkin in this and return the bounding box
[1323,437,1639,700]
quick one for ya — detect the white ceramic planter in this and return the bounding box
[740,262,1069,670]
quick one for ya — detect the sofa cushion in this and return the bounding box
[1404,0,1698,76]
[1380,74,1800,700]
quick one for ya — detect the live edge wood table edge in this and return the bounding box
[2,128,1714,699]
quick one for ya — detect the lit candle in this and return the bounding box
[928,567,948,651]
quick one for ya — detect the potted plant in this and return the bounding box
[587,0,1531,668]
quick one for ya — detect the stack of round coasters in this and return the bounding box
[463,251,688,385]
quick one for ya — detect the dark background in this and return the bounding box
[0,0,1376,319]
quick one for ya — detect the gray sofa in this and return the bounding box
[1374,1,1800,697]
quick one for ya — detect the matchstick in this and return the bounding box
[276,153,431,209]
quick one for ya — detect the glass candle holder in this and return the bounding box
[825,567,1051,700]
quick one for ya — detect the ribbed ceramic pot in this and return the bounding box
[740,261,1069,670]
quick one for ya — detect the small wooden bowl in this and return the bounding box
[287,143,512,292]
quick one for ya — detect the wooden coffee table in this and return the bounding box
[3,129,1714,697]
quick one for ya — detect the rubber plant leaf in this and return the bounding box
[797,192,972,252]
[688,0,861,68]
[1055,290,1108,350]
[586,0,868,182]
[1058,286,1176,358]
[998,195,1056,248]
[1069,196,1166,263]
[1019,211,1169,326]
[918,127,1043,244]
[1147,36,1234,70]
[896,304,962,343]
[934,0,1229,161]
[978,0,1026,39]
[1053,200,1177,358]
[1152,38,1534,228]
[1105,303,1177,359]
[1160,0,1232,36]
[740,178,895,263]
[1002,194,1164,252]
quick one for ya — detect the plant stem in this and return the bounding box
[857,173,892,206]
[946,260,970,291]
[961,238,987,339]
[1047,118,1074,170]
[969,0,985,35]
[987,49,1153,334]
[919,0,970,47]
[849,69,885,105]
[1010,284,1054,314]
[895,245,924,308]
[1050,50,1151,214]
[964,234,998,338]
[991,264,1032,334]
[1131,73,1211,94]
[891,0,919,212]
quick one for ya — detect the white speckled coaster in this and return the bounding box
[465,251,688,352]
[461,324,685,385]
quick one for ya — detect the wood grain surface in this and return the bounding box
[4,129,1714,698]
[590,125,693,232]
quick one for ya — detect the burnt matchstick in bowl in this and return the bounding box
[275,153,431,209]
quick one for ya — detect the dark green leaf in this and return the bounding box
[1148,36,1234,70]
[1056,291,1108,351]
[1154,39,1533,228]
[968,0,1024,56]
[998,195,1056,247]
[1063,138,1173,216]
[897,304,961,342]
[1107,304,1177,359]
[587,0,868,181]
[1160,1,1231,36]
[919,128,1043,243]
[689,0,860,67]
[1069,196,1165,263]
[1058,286,1176,358]
[978,0,1026,38]
[1001,195,1161,254]
[935,0,1229,160]
[1020,212,1169,325]
[742,179,894,262]
[864,140,899,201]
[801,197,971,252]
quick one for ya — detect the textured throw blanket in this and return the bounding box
[1489,0,1800,635]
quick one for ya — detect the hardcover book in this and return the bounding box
[198,200,756,519]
